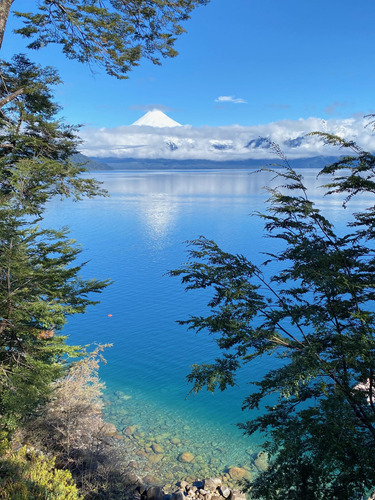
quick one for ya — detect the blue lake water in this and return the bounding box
[43,168,368,485]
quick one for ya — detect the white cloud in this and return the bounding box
[215,95,247,104]
[80,115,375,162]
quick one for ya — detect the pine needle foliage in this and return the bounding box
[0,55,109,437]
[170,139,375,499]
[0,54,106,216]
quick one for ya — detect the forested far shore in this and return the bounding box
[82,155,341,171]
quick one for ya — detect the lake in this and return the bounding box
[43,168,362,486]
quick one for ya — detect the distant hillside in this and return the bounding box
[92,155,341,170]
[72,153,113,171]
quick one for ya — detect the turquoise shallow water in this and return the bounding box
[42,169,362,485]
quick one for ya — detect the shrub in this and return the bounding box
[26,346,113,472]
[22,345,138,498]
[0,446,81,499]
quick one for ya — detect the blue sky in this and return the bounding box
[3,0,375,159]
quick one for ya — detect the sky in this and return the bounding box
[3,0,375,160]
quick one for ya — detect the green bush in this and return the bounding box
[0,446,81,499]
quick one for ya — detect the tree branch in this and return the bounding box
[0,87,24,108]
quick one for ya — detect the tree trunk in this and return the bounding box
[0,0,14,51]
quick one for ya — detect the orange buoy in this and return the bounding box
[108,314,113,317]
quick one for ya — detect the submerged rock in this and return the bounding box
[102,422,117,436]
[228,468,247,480]
[152,443,164,454]
[254,451,269,472]
[148,454,163,464]
[124,425,139,436]
[178,452,195,463]
[143,475,161,486]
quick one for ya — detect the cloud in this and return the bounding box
[80,115,374,162]
[214,95,247,104]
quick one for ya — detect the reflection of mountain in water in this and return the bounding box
[99,168,333,205]
[93,168,346,251]
[102,170,270,198]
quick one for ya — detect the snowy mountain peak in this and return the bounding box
[132,109,182,128]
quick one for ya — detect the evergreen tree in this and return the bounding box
[0,55,109,435]
[0,0,209,78]
[0,54,106,214]
[171,141,375,499]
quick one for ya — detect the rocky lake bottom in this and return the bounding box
[103,389,268,492]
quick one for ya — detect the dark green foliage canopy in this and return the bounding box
[0,54,106,215]
[171,140,375,498]
[3,0,208,78]
[0,55,109,435]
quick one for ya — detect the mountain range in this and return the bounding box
[78,110,359,169]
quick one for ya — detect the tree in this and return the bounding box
[0,55,109,435]
[0,0,209,78]
[0,0,208,443]
[0,54,106,213]
[170,139,375,499]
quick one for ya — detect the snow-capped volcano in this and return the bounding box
[81,116,374,162]
[132,109,182,127]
